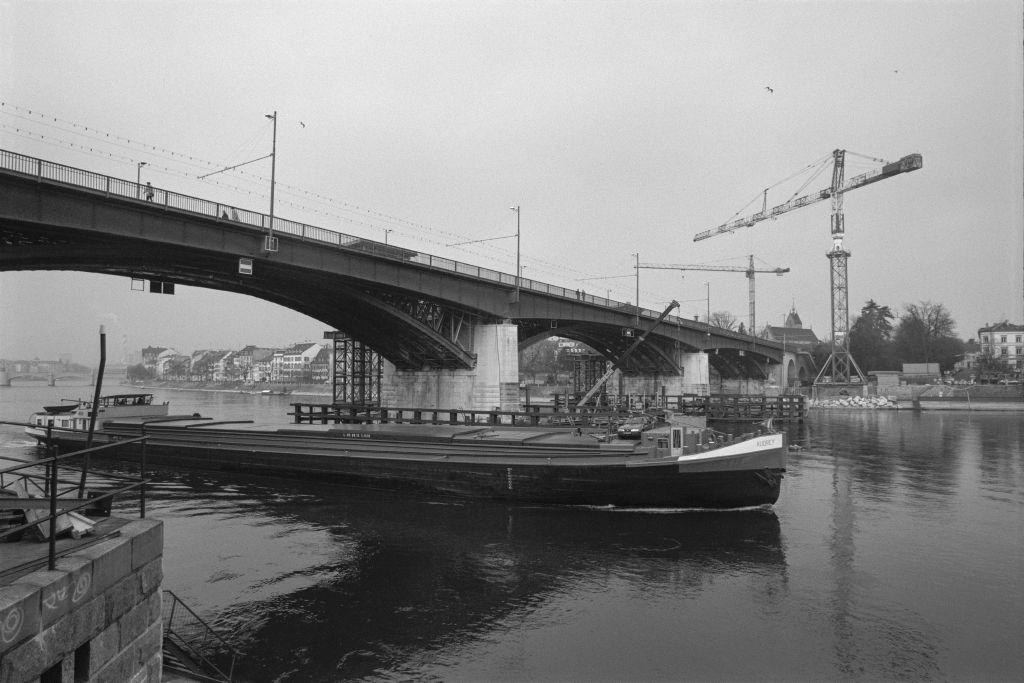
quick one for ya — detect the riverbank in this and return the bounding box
[810,395,899,409]
[123,379,331,397]
[809,383,1024,411]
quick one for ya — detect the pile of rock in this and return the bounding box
[810,395,899,409]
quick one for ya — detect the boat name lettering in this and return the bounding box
[756,438,775,448]
[338,432,372,439]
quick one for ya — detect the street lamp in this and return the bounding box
[705,282,711,333]
[446,207,520,300]
[136,161,147,198]
[704,281,711,392]
[384,228,393,245]
[265,111,278,251]
[633,253,640,327]
[510,205,521,302]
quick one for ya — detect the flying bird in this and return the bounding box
[299,121,306,128]
[765,86,773,93]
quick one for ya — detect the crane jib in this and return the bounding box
[693,153,922,242]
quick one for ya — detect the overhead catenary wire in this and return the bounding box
[1,103,636,297]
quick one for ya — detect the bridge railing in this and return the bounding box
[0,149,772,346]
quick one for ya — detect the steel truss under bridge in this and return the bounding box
[328,332,384,408]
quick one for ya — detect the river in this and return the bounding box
[2,383,1022,682]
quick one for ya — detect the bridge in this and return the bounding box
[0,149,794,409]
[0,359,94,386]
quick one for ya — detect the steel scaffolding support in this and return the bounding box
[328,332,383,407]
[571,355,610,405]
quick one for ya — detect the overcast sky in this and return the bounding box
[2,0,1022,363]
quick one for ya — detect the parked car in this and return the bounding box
[616,416,652,440]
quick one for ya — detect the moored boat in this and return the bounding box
[25,393,170,440]
[26,403,786,508]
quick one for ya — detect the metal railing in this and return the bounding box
[162,589,237,682]
[0,420,149,571]
[290,394,807,426]
[0,148,766,344]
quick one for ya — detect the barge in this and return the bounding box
[27,403,786,509]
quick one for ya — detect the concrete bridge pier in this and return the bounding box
[616,348,795,400]
[48,372,55,387]
[616,351,708,399]
[0,370,8,386]
[383,323,521,411]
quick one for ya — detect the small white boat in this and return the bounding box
[25,393,169,440]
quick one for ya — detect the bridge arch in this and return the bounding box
[0,150,784,380]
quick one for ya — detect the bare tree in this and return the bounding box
[893,301,962,369]
[708,310,738,330]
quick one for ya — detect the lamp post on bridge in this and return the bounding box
[265,111,278,252]
[510,205,521,303]
[136,161,147,199]
[705,282,711,336]
[384,228,393,245]
[705,281,711,393]
[633,253,640,327]
[445,206,521,302]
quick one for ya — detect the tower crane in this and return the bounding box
[693,149,922,384]
[637,255,789,335]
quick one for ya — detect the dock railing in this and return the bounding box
[162,589,238,683]
[290,403,619,427]
[0,420,149,571]
[290,394,805,426]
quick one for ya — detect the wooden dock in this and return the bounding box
[290,394,805,426]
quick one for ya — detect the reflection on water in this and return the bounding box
[140,472,786,681]
[2,386,1023,681]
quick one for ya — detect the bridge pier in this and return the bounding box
[614,351,708,399]
[614,349,799,400]
[0,370,8,386]
[384,323,521,411]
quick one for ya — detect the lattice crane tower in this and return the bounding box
[693,149,922,384]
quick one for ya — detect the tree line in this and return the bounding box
[837,299,967,375]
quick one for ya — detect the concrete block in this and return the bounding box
[0,584,40,656]
[60,656,74,683]
[134,619,162,668]
[120,519,163,570]
[92,644,135,683]
[137,557,163,595]
[93,616,160,683]
[144,651,162,683]
[53,556,93,609]
[104,573,139,624]
[76,534,132,595]
[51,592,104,651]
[89,623,120,673]
[13,569,72,628]
[118,592,161,651]
[0,630,47,683]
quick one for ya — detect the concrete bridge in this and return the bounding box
[0,149,796,409]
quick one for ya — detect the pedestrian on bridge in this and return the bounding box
[145,182,154,201]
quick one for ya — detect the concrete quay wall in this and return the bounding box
[0,519,164,683]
